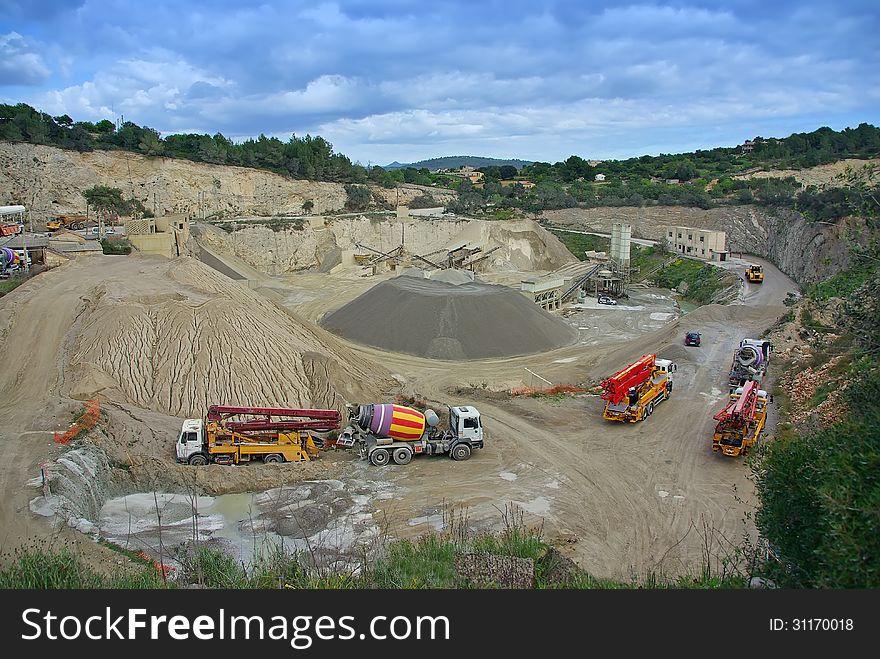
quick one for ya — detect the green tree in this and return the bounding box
[753,371,880,587]
[344,184,371,211]
[138,128,164,156]
[499,165,518,180]
[82,186,128,219]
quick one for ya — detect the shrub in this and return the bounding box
[100,237,132,255]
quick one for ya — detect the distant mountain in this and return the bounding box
[384,156,534,170]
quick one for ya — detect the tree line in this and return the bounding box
[0,102,367,183]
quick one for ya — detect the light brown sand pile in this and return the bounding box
[67,258,391,417]
[320,275,578,359]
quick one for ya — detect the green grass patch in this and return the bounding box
[547,229,610,260]
[631,244,669,279]
[100,237,132,254]
[0,276,26,296]
[808,259,878,301]
[0,548,165,588]
[655,258,736,305]
[808,381,838,408]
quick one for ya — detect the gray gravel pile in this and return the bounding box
[321,275,578,359]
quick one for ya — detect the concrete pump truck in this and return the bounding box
[600,354,677,423]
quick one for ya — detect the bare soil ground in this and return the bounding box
[0,244,796,580]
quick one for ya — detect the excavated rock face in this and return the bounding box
[543,205,866,287]
[320,274,579,359]
[197,217,577,276]
[0,142,455,224]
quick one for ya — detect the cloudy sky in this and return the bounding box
[1,0,878,165]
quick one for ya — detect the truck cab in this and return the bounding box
[449,406,484,448]
[176,418,206,464]
[745,264,764,283]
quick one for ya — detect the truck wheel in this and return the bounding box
[451,444,472,461]
[188,454,208,466]
[263,454,283,464]
[369,448,390,466]
[392,447,412,465]
[647,402,654,416]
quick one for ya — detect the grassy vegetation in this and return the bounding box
[752,366,880,587]
[655,258,737,305]
[100,236,132,254]
[547,229,610,259]
[807,258,878,301]
[0,275,26,296]
[0,545,165,589]
[0,512,747,589]
[630,244,668,278]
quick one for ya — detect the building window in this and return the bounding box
[677,233,682,239]
[688,234,693,240]
[701,249,705,255]
[687,246,692,252]
[668,232,673,237]
[699,236,704,242]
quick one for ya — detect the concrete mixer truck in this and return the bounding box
[728,339,772,391]
[337,403,484,466]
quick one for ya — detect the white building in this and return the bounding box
[665,226,728,261]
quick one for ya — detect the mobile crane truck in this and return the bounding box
[175,405,341,465]
[337,402,484,466]
[601,354,677,423]
[712,380,770,456]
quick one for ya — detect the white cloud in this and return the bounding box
[34,54,233,126]
[0,32,51,85]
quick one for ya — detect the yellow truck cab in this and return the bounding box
[745,264,764,283]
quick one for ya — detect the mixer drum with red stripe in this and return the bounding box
[354,404,427,442]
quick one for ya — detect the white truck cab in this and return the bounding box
[175,418,205,463]
[654,358,677,375]
[449,405,484,445]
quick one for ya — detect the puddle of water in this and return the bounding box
[658,490,670,498]
[514,496,551,516]
[407,513,445,532]
[552,357,577,363]
[650,312,674,321]
[499,471,518,481]
[98,478,396,567]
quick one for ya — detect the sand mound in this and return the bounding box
[320,275,578,359]
[65,258,392,417]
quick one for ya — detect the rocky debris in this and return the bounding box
[539,547,582,586]
[783,357,848,427]
[454,552,535,588]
